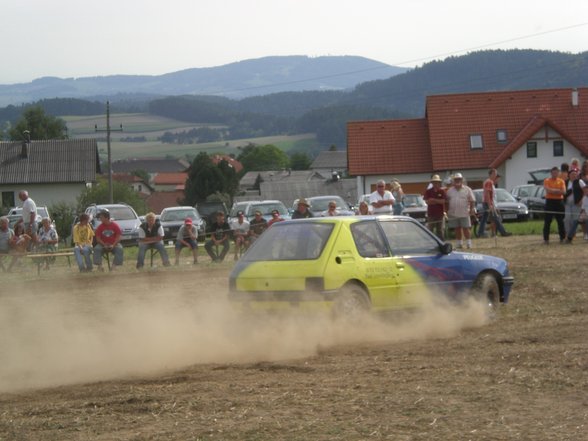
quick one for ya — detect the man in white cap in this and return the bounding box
[369,180,395,214]
[446,173,476,249]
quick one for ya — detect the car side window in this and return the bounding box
[351,221,389,258]
[379,220,440,255]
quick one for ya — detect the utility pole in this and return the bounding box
[95,101,123,203]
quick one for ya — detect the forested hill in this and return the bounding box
[0,55,405,107]
[348,49,588,116]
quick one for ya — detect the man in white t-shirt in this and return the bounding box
[369,180,395,214]
[18,190,37,241]
[446,173,476,249]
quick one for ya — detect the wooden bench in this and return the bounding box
[148,244,175,267]
[25,250,75,275]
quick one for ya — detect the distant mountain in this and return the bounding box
[0,55,407,107]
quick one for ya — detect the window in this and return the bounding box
[469,134,483,149]
[526,142,537,158]
[553,140,564,157]
[496,130,507,143]
[379,220,440,255]
[351,221,389,258]
[2,191,15,209]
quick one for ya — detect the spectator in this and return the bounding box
[446,173,476,249]
[391,180,404,215]
[543,166,566,244]
[268,209,285,226]
[35,217,59,271]
[73,213,94,273]
[424,174,446,240]
[321,200,341,217]
[18,190,37,243]
[230,210,250,260]
[560,162,570,181]
[578,185,588,241]
[357,201,371,215]
[369,180,395,214]
[175,217,199,265]
[93,209,124,271]
[0,216,14,271]
[136,212,170,269]
[249,210,268,242]
[564,168,585,243]
[292,198,313,219]
[570,157,581,173]
[205,211,231,262]
[477,169,512,238]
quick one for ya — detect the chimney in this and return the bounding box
[21,130,31,158]
[572,88,579,107]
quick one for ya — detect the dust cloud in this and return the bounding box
[0,277,489,393]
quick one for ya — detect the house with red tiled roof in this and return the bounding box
[152,172,188,192]
[112,173,153,195]
[348,87,588,195]
[211,155,243,173]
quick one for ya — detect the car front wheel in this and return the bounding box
[332,283,370,321]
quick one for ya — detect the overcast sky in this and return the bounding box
[2,0,587,85]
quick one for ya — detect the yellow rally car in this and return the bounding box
[228,216,514,316]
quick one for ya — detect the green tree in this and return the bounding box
[76,177,147,214]
[183,153,226,205]
[237,144,290,172]
[9,106,68,140]
[289,152,312,170]
[130,169,150,183]
[48,201,77,244]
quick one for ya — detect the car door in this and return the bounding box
[348,220,400,309]
[377,219,469,306]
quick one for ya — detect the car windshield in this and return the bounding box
[247,202,288,216]
[495,189,517,203]
[309,197,347,212]
[244,222,334,261]
[403,195,426,208]
[108,207,137,221]
[161,209,198,222]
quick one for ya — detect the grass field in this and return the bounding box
[63,113,320,160]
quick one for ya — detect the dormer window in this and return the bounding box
[496,129,507,143]
[470,134,483,149]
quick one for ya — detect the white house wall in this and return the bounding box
[2,183,88,210]
[504,128,585,190]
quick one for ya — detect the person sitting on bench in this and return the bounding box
[175,217,199,265]
[73,213,94,272]
[93,208,124,271]
[35,217,59,270]
[136,212,170,269]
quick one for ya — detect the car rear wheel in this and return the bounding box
[332,283,370,321]
[473,273,500,316]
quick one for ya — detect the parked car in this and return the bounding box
[195,201,229,225]
[473,188,529,222]
[401,194,427,223]
[511,184,537,200]
[518,185,546,219]
[292,195,355,217]
[229,216,514,318]
[7,206,55,230]
[84,203,142,246]
[231,200,290,222]
[159,206,206,241]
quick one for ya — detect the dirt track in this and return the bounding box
[1,237,587,440]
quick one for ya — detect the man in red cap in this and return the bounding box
[175,217,199,265]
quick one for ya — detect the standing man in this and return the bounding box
[72,213,94,272]
[477,169,512,238]
[446,173,476,249]
[369,180,395,214]
[205,211,231,262]
[543,166,566,244]
[292,198,314,219]
[424,175,446,240]
[136,212,170,269]
[18,190,37,243]
[93,209,124,271]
